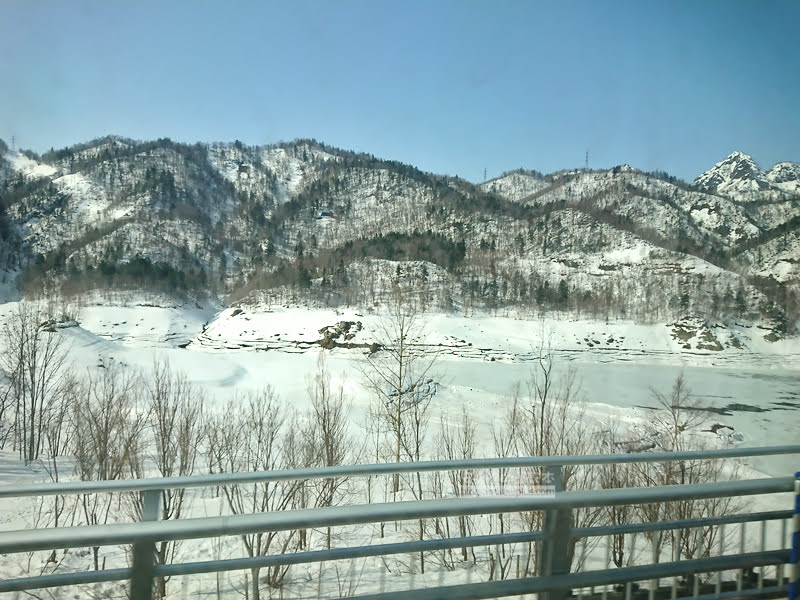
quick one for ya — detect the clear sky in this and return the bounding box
[1,0,798,182]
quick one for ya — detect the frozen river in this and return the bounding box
[107,339,798,478]
[2,302,796,479]
[424,356,799,477]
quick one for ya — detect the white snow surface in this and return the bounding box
[0,301,797,597]
[6,151,58,179]
[766,161,800,193]
[481,171,551,202]
[52,172,121,220]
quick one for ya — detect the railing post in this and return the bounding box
[540,466,572,600]
[789,472,799,600]
[130,489,161,600]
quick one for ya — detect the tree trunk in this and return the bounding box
[250,567,260,600]
[419,519,425,574]
[27,402,36,463]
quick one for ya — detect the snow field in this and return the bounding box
[0,301,797,598]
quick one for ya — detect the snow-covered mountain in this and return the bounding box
[1,137,798,335]
[766,162,800,194]
[693,151,800,199]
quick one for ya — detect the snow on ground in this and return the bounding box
[7,151,58,179]
[261,147,306,202]
[51,172,124,221]
[747,228,800,283]
[76,301,216,347]
[0,300,794,465]
[0,301,798,597]
[2,300,796,466]
[599,243,651,264]
[94,304,800,478]
[481,172,552,202]
[188,305,799,369]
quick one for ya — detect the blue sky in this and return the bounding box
[1,0,798,182]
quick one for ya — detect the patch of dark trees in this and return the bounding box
[242,230,466,294]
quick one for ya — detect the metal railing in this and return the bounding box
[0,445,798,599]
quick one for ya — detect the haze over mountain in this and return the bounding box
[1,136,798,336]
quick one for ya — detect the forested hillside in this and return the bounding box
[1,136,798,334]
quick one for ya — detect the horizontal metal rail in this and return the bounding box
[0,476,793,554]
[0,537,790,596]
[156,529,543,577]
[1,447,796,599]
[572,509,793,539]
[4,444,798,498]
[0,530,547,593]
[344,551,791,600]
[0,567,132,595]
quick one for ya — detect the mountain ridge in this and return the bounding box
[1,137,798,335]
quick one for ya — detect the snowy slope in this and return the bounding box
[481,170,551,202]
[766,161,800,194]
[0,301,796,491]
[6,150,59,179]
[693,151,770,196]
[694,151,800,200]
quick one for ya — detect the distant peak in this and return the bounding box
[715,151,760,170]
[693,151,770,195]
[767,161,800,172]
[765,161,800,188]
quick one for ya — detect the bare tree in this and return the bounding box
[0,371,15,449]
[485,384,523,577]
[633,374,742,573]
[358,283,440,496]
[39,373,80,565]
[2,373,81,586]
[129,359,205,599]
[398,373,435,574]
[40,373,77,482]
[0,301,70,463]
[284,407,318,552]
[633,373,704,563]
[489,336,602,575]
[598,428,639,569]
[670,454,742,568]
[434,407,479,564]
[207,389,304,600]
[72,358,144,571]
[521,340,602,572]
[646,373,707,453]
[304,353,353,549]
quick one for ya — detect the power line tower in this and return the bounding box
[11,135,15,151]
[585,150,589,171]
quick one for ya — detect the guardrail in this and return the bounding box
[0,445,798,599]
